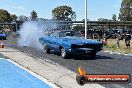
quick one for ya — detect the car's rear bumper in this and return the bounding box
[0,36,6,40]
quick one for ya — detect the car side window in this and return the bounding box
[51,32,59,37]
[59,32,66,37]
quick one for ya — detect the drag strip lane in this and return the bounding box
[11,46,132,88]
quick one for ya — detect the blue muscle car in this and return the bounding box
[39,30,103,59]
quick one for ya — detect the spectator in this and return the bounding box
[125,31,131,48]
[102,37,107,45]
[115,31,121,48]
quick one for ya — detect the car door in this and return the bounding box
[48,32,59,51]
[52,33,61,52]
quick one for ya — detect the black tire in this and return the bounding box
[44,44,50,54]
[89,51,96,58]
[60,47,68,59]
[76,75,86,85]
[4,37,6,40]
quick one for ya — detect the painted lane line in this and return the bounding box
[5,58,60,88]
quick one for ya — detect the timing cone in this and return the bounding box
[0,40,4,48]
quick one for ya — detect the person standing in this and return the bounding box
[116,31,121,48]
[102,37,107,45]
[125,31,131,48]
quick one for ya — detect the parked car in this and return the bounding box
[39,30,103,59]
[0,33,7,40]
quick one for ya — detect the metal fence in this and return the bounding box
[0,21,132,39]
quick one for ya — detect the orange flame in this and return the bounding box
[77,66,86,76]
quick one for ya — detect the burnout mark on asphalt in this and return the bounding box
[0,58,53,88]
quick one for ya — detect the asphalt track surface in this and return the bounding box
[4,38,132,88]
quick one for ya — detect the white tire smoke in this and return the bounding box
[18,21,45,50]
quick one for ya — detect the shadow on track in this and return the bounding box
[13,46,114,61]
[42,50,114,60]
[70,55,114,60]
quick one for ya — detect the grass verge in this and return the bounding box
[103,39,132,54]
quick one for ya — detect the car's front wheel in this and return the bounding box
[61,47,68,59]
[44,44,50,54]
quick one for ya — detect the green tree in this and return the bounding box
[52,5,76,21]
[0,9,11,22]
[30,10,38,20]
[72,25,84,31]
[119,0,132,21]
[11,14,17,21]
[112,14,117,21]
[18,15,29,21]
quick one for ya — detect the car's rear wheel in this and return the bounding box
[3,37,6,40]
[61,47,68,59]
[44,44,50,54]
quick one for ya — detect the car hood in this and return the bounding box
[61,36,101,44]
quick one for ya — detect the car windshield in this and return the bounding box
[59,31,81,38]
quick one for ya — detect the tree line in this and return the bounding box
[0,5,76,23]
[0,9,17,23]
[0,9,39,22]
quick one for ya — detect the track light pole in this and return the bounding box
[85,0,87,39]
